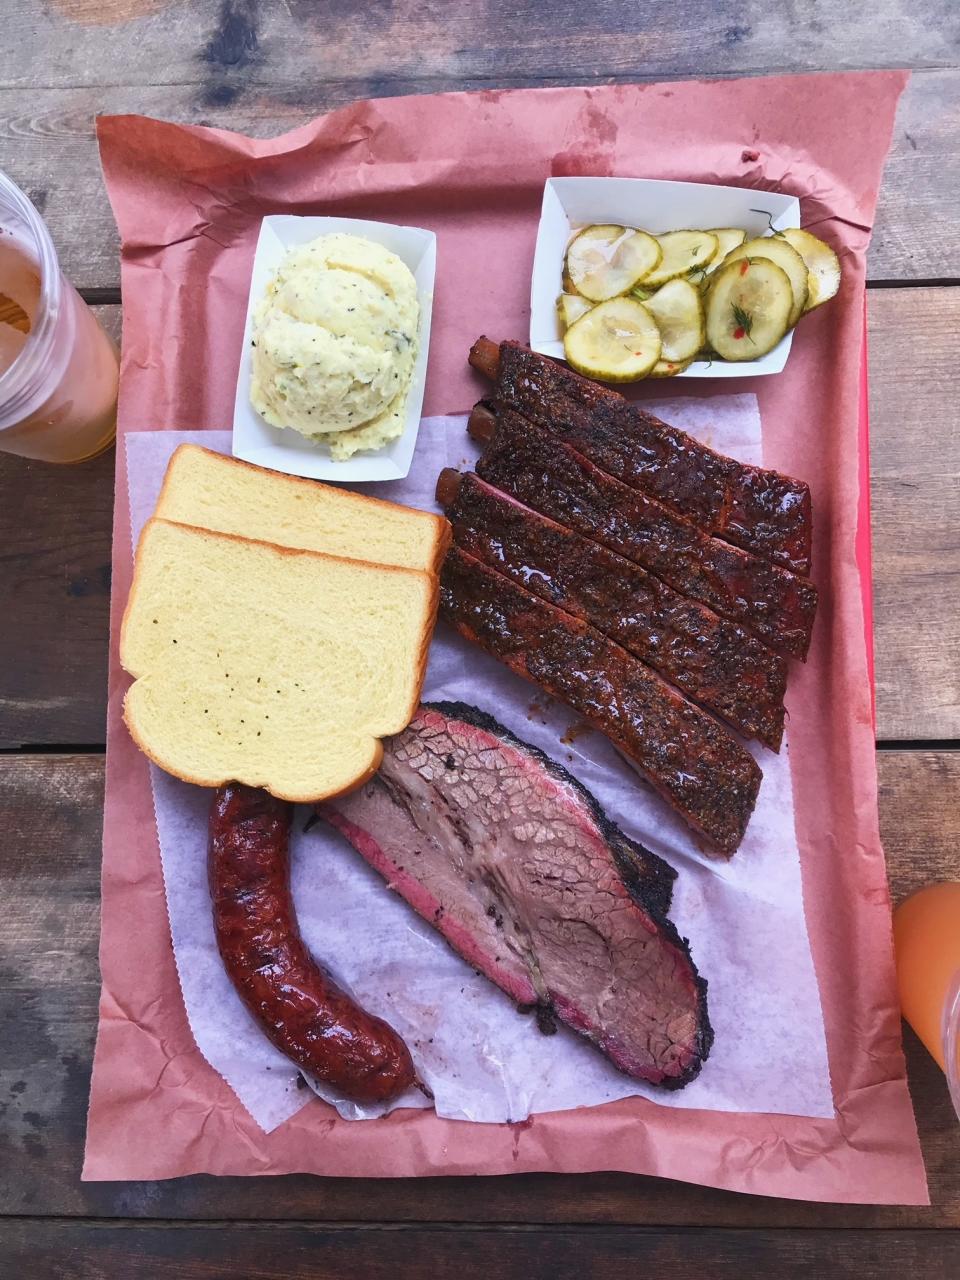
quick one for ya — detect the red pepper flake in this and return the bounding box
[741,148,760,162]
[733,327,745,340]
[739,260,749,276]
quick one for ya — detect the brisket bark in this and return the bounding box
[440,469,787,750]
[320,701,712,1088]
[469,337,813,577]
[440,543,761,855]
[474,408,818,660]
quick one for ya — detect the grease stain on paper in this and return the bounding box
[552,101,619,177]
[508,1115,534,1162]
[585,102,618,147]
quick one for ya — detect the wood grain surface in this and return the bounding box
[868,290,960,740]
[0,751,956,1229]
[1,1221,958,1280]
[0,3,957,287]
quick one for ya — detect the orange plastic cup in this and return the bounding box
[893,881,960,1119]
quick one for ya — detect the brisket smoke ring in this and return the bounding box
[440,543,761,855]
[321,701,713,1088]
[470,337,813,577]
[439,469,788,751]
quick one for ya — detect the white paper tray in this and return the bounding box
[530,176,801,378]
[233,215,436,482]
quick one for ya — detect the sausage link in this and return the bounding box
[209,783,416,1104]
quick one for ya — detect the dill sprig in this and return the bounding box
[731,303,755,342]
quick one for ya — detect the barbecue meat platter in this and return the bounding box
[120,204,838,1112]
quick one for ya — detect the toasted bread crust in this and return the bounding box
[158,444,451,573]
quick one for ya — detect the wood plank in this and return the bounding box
[2,291,957,746]
[0,305,118,747]
[9,0,958,92]
[0,1222,958,1280]
[868,288,960,740]
[0,750,956,1225]
[0,2,956,286]
[879,749,960,903]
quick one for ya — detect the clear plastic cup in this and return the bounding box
[894,880,960,1122]
[0,170,119,463]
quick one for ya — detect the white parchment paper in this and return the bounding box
[126,406,832,1132]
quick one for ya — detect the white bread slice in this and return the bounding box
[120,518,438,802]
[155,444,450,574]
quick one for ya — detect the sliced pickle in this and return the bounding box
[649,357,693,378]
[780,227,841,311]
[565,224,662,302]
[705,257,792,361]
[643,230,719,287]
[724,236,809,327]
[563,295,662,381]
[556,293,593,331]
[643,278,705,362]
[703,227,748,276]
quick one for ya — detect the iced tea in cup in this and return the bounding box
[894,881,960,1120]
[0,170,118,462]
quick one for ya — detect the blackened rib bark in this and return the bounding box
[321,702,712,1086]
[445,472,787,750]
[488,340,812,576]
[476,410,818,660]
[440,544,761,855]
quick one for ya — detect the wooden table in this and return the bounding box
[1,3,958,1275]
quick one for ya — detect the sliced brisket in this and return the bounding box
[320,701,712,1088]
[468,337,813,577]
[474,408,817,660]
[440,543,761,855]
[439,470,787,750]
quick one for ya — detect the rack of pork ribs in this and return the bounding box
[435,337,818,857]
